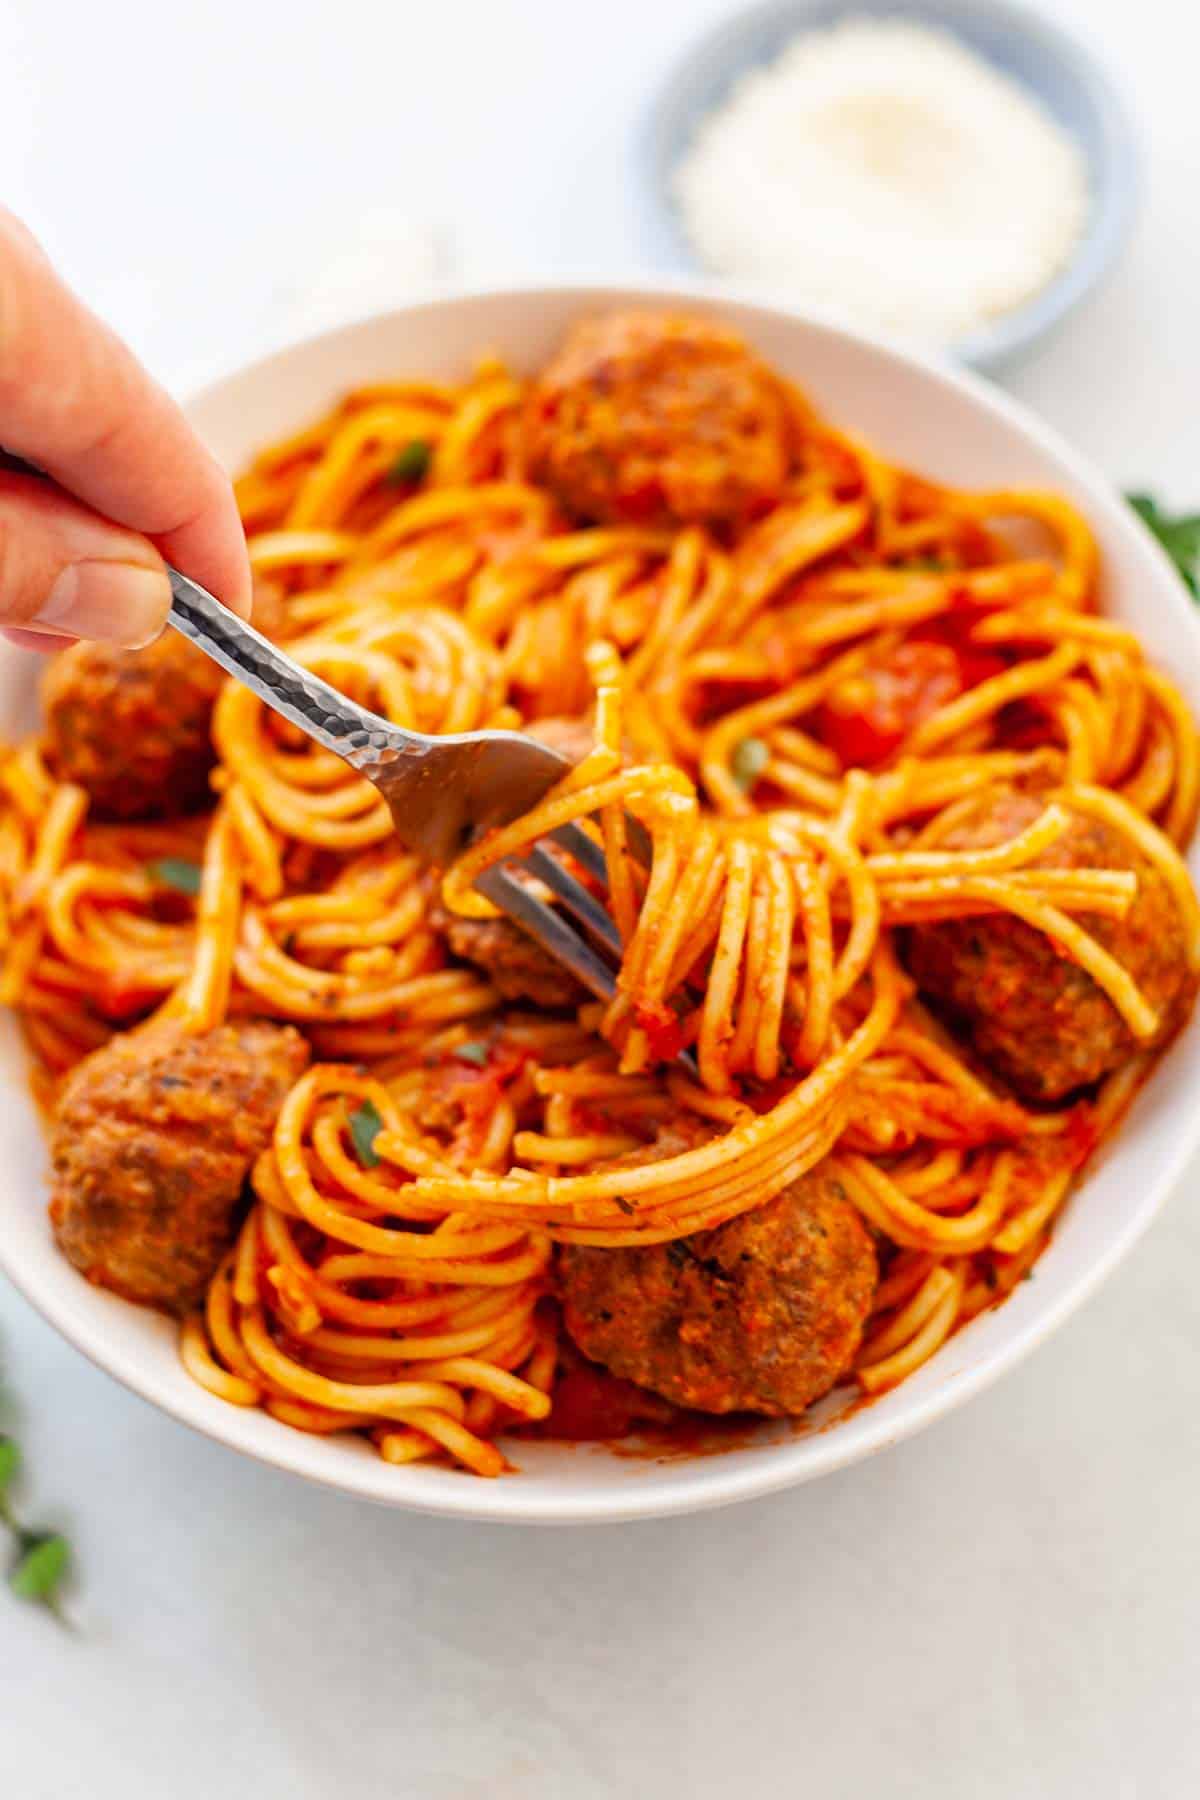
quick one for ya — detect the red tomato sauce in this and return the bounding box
[814,608,1009,769]
[537,1360,675,1440]
[634,1001,688,1063]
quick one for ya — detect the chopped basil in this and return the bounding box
[452,1041,489,1067]
[348,1098,384,1168]
[384,439,433,486]
[730,736,769,791]
[148,857,202,897]
[0,1438,18,1499]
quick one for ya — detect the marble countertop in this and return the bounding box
[2,1,1199,1793]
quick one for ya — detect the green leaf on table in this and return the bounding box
[384,440,433,486]
[730,736,769,792]
[0,1362,73,1614]
[348,1098,384,1168]
[148,857,203,897]
[9,1533,69,1605]
[1127,493,1200,597]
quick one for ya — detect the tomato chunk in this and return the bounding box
[634,1001,687,1063]
[910,605,1008,690]
[815,623,1008,770]
[815,641,963,768]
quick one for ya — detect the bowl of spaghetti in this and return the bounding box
[2,283,1198,1524]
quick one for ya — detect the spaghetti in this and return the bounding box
[2,313,1197,1475]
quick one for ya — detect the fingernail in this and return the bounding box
[38,560,170,648]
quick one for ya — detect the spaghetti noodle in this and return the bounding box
[2,312,1197,1475]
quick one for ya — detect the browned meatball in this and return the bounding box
[430,714,595,1007]
[41,575,288,820]
[49,1018,310,1313]
[434,902,584,1009]
[905,789,1196,1102]
[43,631,222,819]
[524,312,791,527]
[558,1163,876,1416]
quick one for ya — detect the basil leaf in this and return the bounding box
[730,737,769,792]
[1127,492,1200,597]
[348,1099,384,1169]
[452,1042,489,1067]
[148,857,202,897]
[0,1438,18,1496]
[384,440,433,486]
[9,1533,69,1604]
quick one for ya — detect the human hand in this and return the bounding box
[0,209,251,651]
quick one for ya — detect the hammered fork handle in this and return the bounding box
[167,566,414,769]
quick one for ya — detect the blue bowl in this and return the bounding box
[639,0,1141,370]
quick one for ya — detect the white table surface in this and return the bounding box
[2,1,1199,1793]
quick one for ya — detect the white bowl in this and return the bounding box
[3,283,1198,1525]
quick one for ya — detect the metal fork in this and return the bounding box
[168,568,624,1001]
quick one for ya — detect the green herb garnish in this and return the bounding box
[452,1042,489,1067]
[730,737,769,792]
[0,1420,71,1617]
[1127,493,1200,597]
[902,556,950,572]
[148,857,202,897]
[8,1533,69,1606]
[348,1098,384,1168]
[385,440,433,486]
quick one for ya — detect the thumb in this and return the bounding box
[0,470,171,648]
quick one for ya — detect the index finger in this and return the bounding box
[0,210,252,618]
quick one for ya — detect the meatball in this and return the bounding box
[434,902,583,1009]
[905,789,1195,1102]
[524,311,791,527]
[430,714,595,1007]
[43,630,222,819]
[49,1018,310,1313]
[558,1162,877,1416]
[41,575,288,820]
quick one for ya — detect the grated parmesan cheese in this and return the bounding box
[672,17,1089,345]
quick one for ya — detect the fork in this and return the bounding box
[168,568,625,1001]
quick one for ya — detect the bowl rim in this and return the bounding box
[4,277,1198,1526]
[636,0,1142,370]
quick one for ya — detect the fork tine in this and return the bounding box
[550,813,653,876]
[472,865,617,1004]
[623,813,653,867]
[475,860,704,1075]
[549,820,609,884]
[519,845,623,956]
